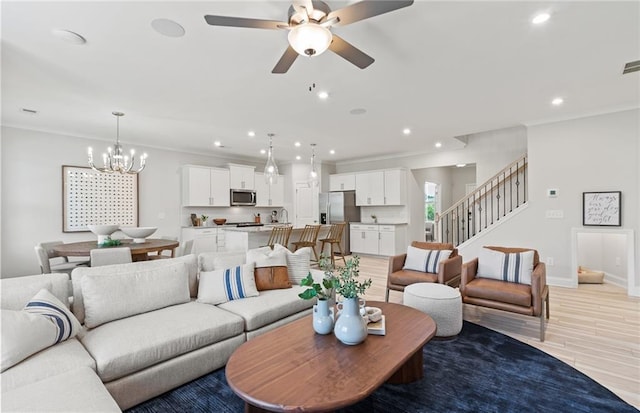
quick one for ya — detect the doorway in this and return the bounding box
[294,182,318,227]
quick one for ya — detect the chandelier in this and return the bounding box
[88,112,147,174]
[308,143,319,187]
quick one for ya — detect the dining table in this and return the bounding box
[51,238,179,262]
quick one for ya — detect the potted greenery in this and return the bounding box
[200,214,209,226]
[299,255,338,335]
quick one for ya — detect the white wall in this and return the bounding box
[458,109,639,294]
[0,126,268,277]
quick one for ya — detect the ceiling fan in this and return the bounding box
[204,0,414,74]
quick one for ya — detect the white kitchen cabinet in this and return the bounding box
[254,172,284,207]
[229,164,255,190]
[350,224,406,256]
[355,171,384,206]
[329,173,356,191]
[355,169,406,206]
[182,165,230,207]
[181,227,226,254]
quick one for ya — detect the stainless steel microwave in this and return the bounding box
[230,189,256,206]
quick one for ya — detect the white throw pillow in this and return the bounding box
[403,246,452,274]
[273,244,311,284]
[197,262,258,305]
[477,248,534,285]
[246,246,287,268]
[1,289,81,372]
[199,251,246,272]
[81,262,190,328]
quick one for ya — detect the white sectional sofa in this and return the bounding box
[1,249,321,412]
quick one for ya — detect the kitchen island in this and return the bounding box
[224,224,330,252]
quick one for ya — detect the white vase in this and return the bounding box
[313,299,334,335]
[334,297,368,345]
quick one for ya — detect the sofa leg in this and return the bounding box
[385,288,390,302]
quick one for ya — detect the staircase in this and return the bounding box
[438,154,528,246]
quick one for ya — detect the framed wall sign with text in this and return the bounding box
[582,191,621,227]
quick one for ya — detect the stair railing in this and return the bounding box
[437,154,528,246]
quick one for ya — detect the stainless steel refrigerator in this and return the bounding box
[319,191,361,255]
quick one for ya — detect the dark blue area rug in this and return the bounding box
[127,321,637,413]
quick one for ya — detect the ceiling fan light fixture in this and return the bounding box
[288,23,332,57]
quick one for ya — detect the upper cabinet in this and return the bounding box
[229,164,255,190]
[355,169,407,206]
[329,173,356,192]
[254,172,285,207]
[182,165,230,207]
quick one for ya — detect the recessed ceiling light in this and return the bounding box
[532,13,550,25]
[51,29,86,45]
[213,141,222,147]
[403,128,411,136]
[456,163,467,168]
[260,149,266,155]
[350,108,367,115]
[552,97,564,106]
[151,18,185,37]
[329,149,335,155]
[296,155,301,160]
[248,131,256,137]
[317,91,329,99]
[435,142,442,148]
[294,142,301,147]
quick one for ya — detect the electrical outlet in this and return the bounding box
[547,257,554,266]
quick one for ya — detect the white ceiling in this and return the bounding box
[2,1,639,165]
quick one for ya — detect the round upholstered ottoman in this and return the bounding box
[403,283,462,337]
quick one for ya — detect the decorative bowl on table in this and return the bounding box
[87,224,120,245]
[119,226,158,243]
[213,218,227,226]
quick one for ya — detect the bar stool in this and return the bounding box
[266,225,293,249]
[291,224,322,262]
[319,222,347,267]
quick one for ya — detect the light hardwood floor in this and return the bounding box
[351,255,640,409]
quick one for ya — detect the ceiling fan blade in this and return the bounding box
[327,0,414,27]
[328,35,374,69]
[204,15,287,30]
[293,0,315,14]
[272,46,299,74]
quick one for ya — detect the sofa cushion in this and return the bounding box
[1,338,95,392]
[80,302,244,382]
[273,244,311,284]
[1,273,70,311]
[217,285,314,331]
[389,269,438,286]
[198,251,246,272]
[246,246,287,267]
[81,261,190,328]
[465,277,532,307]
[403,245,452,273]
[72,254,198,325]
[197,263,258,305]
[1,366,120,413]
[1,290,81,372]
[477,248,534,285]
[254,266,292,291]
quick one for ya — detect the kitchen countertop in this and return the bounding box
[350,222,408,225]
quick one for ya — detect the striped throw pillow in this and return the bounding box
[197,262,259,305]
[477,248,534,285]
[403,246,452,274]
[24,289,80,343]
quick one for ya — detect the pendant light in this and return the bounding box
[308,143,319,187]
[264,133,279,185]
[87,111,147,174]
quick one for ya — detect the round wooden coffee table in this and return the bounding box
[225,301,436,412]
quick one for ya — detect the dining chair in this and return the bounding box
[290,224,322,262]
[266,225,293,249]
[90,247,133,267]
[34,241,90,274]
[148,236,178,260]
[319,222,347,267]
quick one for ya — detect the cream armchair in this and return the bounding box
[386,241,462,301]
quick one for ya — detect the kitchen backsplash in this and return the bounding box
[181,206,290,226]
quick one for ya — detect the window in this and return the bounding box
[425,182,438,222]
